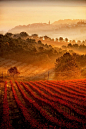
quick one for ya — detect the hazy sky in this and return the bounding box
[0,0,86,31]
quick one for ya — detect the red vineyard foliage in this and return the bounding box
[45,80,86,98]
[0,79,86,129]
[25,81,86,119]
[21,81,85,124]
[0,81,13,129]
[30,81,86,111]
[15,81,67,128]
[10,80,43,129]
[37,80,86,106]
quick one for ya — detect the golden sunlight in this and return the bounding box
[0,1,86,31]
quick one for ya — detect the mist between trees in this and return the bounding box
[0,32,86,80]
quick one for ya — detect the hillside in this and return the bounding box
[8,19,86,40]
[1,33,86,81]
[52,19,85,25]
[0,33,67,68]
[0,79,86,129]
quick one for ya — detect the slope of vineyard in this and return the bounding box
[0,79,86,129]
[0,57,48,78]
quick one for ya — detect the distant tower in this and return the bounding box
[48,21,50,25]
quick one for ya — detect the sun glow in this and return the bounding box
[0,1,86,31]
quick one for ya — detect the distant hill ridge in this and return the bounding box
[8,19,86,40]
[52,19,86,25]
[9,19,86,30]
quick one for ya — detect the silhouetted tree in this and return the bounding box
[38,40,42,44]
[49,45,52,48]
[59,37,63,42]
[56,38,58,42]
[73,44,78,48]
[5,33,13,37]
[44,35,49,40]
[13,34,20,38]
[79,44,86,49]
[77,40,81,44]
[32,34,38,39]
[45,44,48,48]
[68,43,72,47]
[72,40,76,44]
[7,67,20,77]
[39,36,43,40]
[51,38,54,41]
[55,52,80,79]
[26,38,35,43]
[32,34,38,37]
[82,41,85,44]
[65,38,68,42]
[69,40,72,43]
[20,32,28,37]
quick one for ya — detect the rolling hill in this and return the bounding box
[8,19,86,40]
